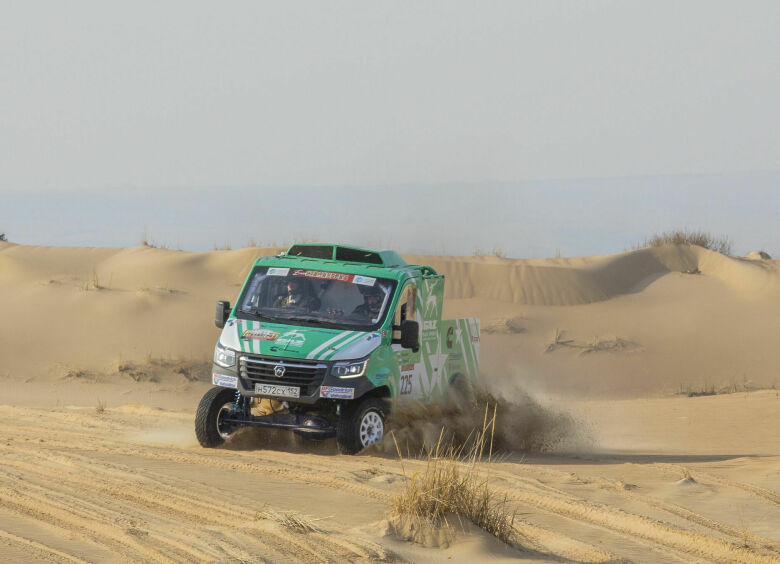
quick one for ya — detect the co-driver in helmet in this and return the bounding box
[352,284,384,319]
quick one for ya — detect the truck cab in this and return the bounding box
[196,244,480,453]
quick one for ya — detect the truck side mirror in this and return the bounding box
[400,320,419,352]
[215,300,231,328]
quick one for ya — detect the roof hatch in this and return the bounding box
[286,244,407,267]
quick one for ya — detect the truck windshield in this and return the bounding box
[236,266,397,331]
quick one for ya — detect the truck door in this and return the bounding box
[392,281,421,399]
[418,275,446,398]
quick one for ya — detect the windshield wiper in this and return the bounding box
[285,316,360,330]
[285,315,327,325]
[238,309,280,323]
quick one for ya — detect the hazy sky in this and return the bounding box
[1,2,778,256]
[1,1,778,191]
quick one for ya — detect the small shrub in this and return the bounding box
[637,230,732,255]
[140,230,169,249]
[0,233,7,242]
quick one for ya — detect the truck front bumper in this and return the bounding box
[211,360,376,405]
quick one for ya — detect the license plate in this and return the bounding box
[254,383,300,398]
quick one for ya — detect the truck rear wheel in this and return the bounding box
[336,397,387,454]
[195,387,239,448]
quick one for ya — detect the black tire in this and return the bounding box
[195,387,240,448]
[336,397,388,454]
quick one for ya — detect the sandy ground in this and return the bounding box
[1,241,779,562]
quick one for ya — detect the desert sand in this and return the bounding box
[1,241,778,563]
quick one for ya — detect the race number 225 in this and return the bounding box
[399,374,413,395]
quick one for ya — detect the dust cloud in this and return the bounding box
[374,384,581,457]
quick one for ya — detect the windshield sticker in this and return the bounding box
[320,386,355,399]
[291,269,354,282]
[352,275,376,286]
[267,267,290,276]
[242,329,280,341]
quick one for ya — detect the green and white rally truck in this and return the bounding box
[196,244,480,453]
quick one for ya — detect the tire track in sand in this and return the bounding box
[0,529,90,564]
[0,437,393,562]
[491,462,780,555]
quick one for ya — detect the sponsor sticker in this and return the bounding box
[242,329,280,341]
[353,275,376,286]
[276,330,306,348]
[472,336,480,343]
[292,269,354,282]
[319,386,355,399]
[267,267,290,276]
[213,374,238,389]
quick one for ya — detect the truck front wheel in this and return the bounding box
[195,387,239,448]
[336,397,387,454]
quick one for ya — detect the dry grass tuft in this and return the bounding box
[483,316,524,334]
[136,284,180,295]
[389,405,519,547]
[80,267,103,291]
[140,232,170,249]
[544,328,573,353]
[63,367,89,380]
[545,329,639,355]
[95,398,106,414]
[473,247,507,258]
[637,230,732,255]
[579,336,636,355]
[678,374,757,397]
[258,507,323,533]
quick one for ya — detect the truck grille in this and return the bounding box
[239,354,327,396]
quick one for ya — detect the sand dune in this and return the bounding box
[1,242,779,562]
[411,244,778,305]
[2,242,777,396]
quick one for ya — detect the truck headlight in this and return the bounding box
[214,342,236,368]
[332,358,369,379]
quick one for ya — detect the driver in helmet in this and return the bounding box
[274,278,318,310]
[352,285,384,318]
